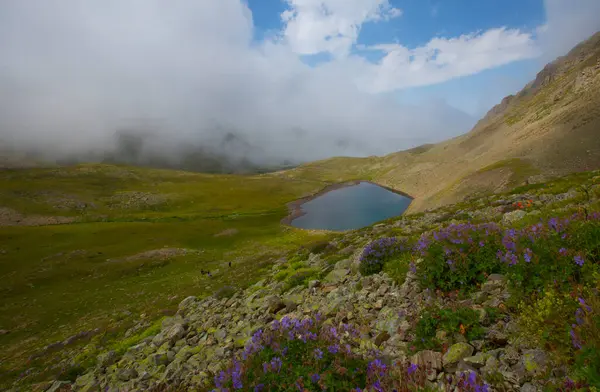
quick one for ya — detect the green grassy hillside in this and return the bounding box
[0,164,337,386]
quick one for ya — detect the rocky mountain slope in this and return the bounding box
[21,169,600,391]
[280,31,600,213]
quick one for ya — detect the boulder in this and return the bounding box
[442,342,474,372]
[502,210,527,225]
[152,323,186,347]
[324,268,350,285]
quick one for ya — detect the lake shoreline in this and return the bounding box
[281,180,414,227]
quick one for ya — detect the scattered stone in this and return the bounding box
[116,367,138,382]
[374,331,391,346]
[463,352,491,368]
[411,350,442,371]
[45,380,71,392]
[96,350,118,368]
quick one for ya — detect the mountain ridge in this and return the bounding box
[279,30,600,212]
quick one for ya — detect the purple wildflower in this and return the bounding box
[574,255,585,267]
[310,373,320,383]
[559,248,568,256]
[523,248,532,263]
[270,357,282,373]
[409,262,417,274]
[407,363,418,375]
[328,344,340,354]
[314,348,323,360]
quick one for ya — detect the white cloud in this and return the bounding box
[359,28,540,92]
[0,0,598,166]
[281,0,402,56]
[538,0,600,61]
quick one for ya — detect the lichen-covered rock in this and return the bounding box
[97,350,118,368]
[324,268,350,284]
[374,307,403,335]
[503,210,527,224]
[442,342,474,371]
[152,323,186,347]
[463,352,491,368]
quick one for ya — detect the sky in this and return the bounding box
[0,0,599,164]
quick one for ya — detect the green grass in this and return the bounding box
[0,164,335,387]
[477,158,540,189]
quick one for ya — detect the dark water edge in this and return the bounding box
[282,180,413,231]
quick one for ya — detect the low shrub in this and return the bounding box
[416,223,503,292]
[517,288,577,356]
[383,252,412,286]
[570,290,600,387]
[413,307,485,351]
[283,268,319,291]
[359,237,411,276]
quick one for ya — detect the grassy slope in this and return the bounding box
[285,32,600,213]
[0,164,336,385]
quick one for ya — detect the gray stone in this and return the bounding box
[487,329,509,346]
[481,355,500,375]
[116,367,138,381]
[97,350,118,368]
[521,383,539,392]
[214,329,227,342]
[152,323,186,347]
[520,349,549,377]
[308,280,321,289]
[74,373,98,390]
[463,352,491,368]
[324,268,350,284]
[411,350,443,371]
[178,296,197,312]
[374,331,391,346]
[149,352,170,366]
[503,210,527,225]
[375,307,403,335]
[45,381,71,392]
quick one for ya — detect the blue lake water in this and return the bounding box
[290,182,412,231]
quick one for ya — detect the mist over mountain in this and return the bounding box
[0,0,599,172]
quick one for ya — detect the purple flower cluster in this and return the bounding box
[210,314,494,391]
[454,371,490,392]
[360,237,411,275]
[570,297,594,350]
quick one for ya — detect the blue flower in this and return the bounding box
[574,255,585,267]
[310,373,320,383]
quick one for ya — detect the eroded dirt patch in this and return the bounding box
[214,228,239,237]
[105,191,170,210]
[108,248,203,263]
[0,207,76,227]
